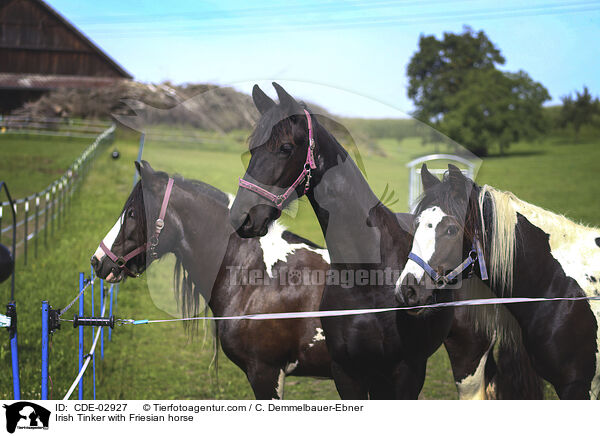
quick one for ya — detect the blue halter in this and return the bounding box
[407,237,489,288]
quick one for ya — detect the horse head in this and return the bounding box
[230,83,317,237]
[91,161,178,282]
[395,164,483,314]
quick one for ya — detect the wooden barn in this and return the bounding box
[0,0,132,114]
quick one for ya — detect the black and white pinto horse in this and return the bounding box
[396,164,600,399]
[228,83,541,399]
[91,161,332,399]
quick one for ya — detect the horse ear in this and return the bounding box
[447,164,467,192]
[448,164,466,181]
[421,164,441,191]
[137,160,155,179]
[252,85,275,115]
[272,82,301,112]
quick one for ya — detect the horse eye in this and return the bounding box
[279,143,293,154]
[446,225,458,236]
[128,209,135,218]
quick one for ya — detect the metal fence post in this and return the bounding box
[100,278,104,359]
[78,272,84,400]
[91,268,96,400]
[50,186,55,237]
[108,284,114,342]
[7,302,20,400]
[34,196,39,258]
[23,201,28,265]
[12,203,16,252]
[61,181,65,222]
[57,183,62,230]
[133,133,145,186]
[44,193,49,248]
[41,301,49,400]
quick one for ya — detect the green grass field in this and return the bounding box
[0,127,598,400]
[0,133,92,199]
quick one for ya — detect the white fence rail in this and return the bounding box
[0,124,115,264]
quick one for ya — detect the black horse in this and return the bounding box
[91,161,332,399]
[228,83,541,399]
[396,164,600,399]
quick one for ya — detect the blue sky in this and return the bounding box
[47,0,600,118]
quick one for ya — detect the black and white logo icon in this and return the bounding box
[2,402,51,434]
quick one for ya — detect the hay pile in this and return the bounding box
[11,81,260,132]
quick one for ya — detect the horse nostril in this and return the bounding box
[90,256,98,268]
[231,211,250,232]
[401,285,421,306]
[241,213,253,230]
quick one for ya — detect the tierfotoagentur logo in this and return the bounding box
[225,266,463,290]
[2,402,51,433]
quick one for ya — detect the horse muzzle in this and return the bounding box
[91,255,125,283]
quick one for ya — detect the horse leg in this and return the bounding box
[387,359,427,399]
[444,310,496,400]
[510,301,596,400]
[369,369,397,399]
[331,361,368,400]
[246,364,285,400]
[369,364,425,400]
[554,381,591,399]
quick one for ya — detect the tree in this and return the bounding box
[560,86,600,140]
[406,27,550,156]
[407,26,505,123]
[440,69,550,155]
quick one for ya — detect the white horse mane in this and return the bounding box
[478,185,518,297]
[479,184,600,297]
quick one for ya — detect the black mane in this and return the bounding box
[122,174,230,330]
[120,174,230,249]
[150,169,230,207]
[415,171,483,243]
[120,181,148,248]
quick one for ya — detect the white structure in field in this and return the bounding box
[406,154,477,212]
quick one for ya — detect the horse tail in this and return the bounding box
[494,340,545,399]
[210,320,221,394]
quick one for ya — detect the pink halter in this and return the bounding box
[100,177,174,277]
[238,109,316,209]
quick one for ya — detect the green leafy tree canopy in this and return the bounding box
[560,86,600,139]
[407,26,550,155]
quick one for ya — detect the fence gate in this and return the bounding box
[406,154,477,212]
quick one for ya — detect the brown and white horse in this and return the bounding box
[397,164,600,399]
[91,161,331,399]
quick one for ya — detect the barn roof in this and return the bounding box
[0,0,133,80]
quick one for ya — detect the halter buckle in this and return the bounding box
[115,257,126,267]
[155,218,164,230]
[435,276,449,289]
[304,172,312,193]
